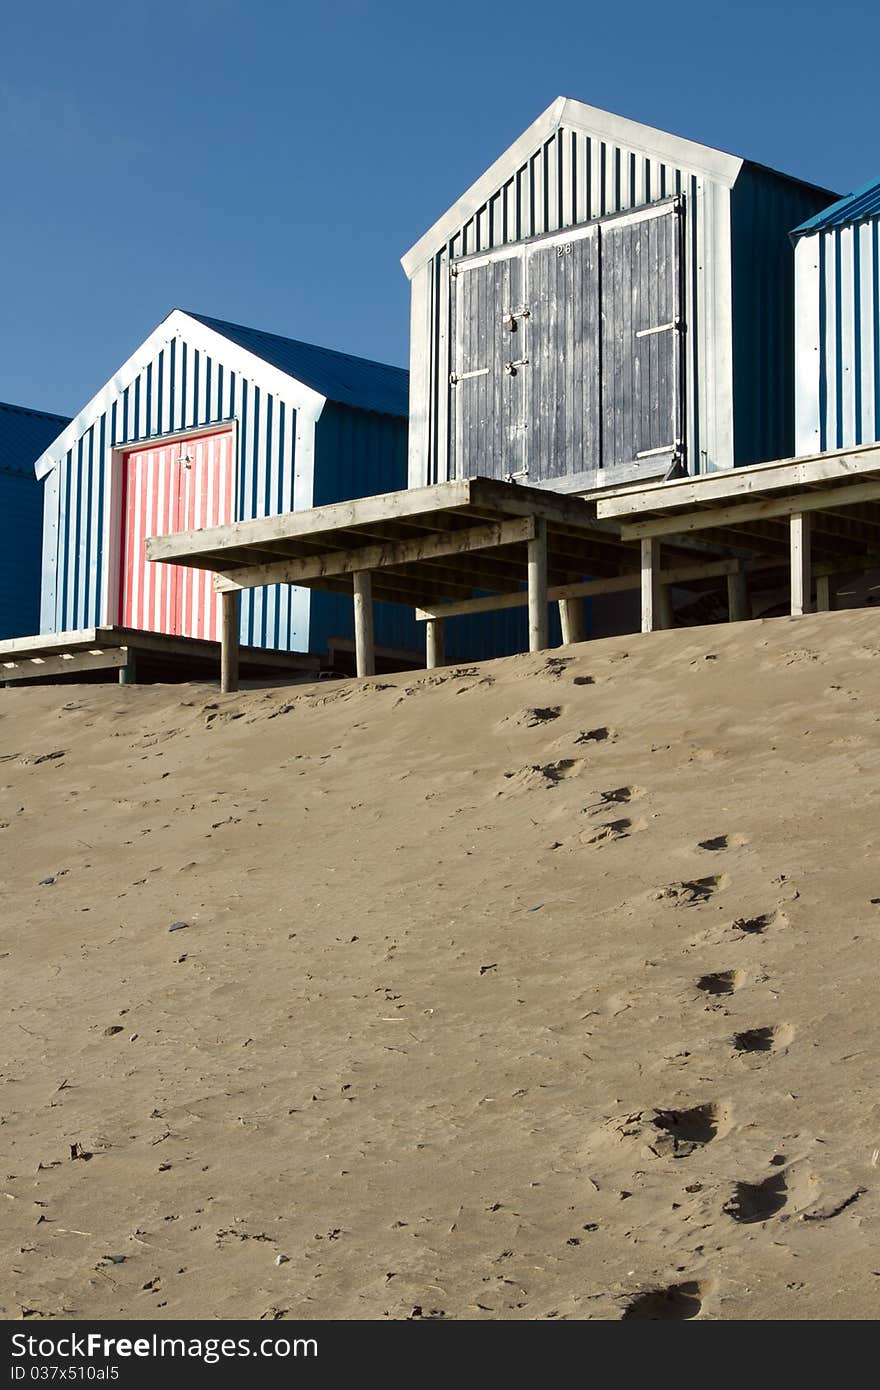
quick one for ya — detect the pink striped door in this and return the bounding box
[120,429,234,640]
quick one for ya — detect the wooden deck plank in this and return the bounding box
[595,443,880,520]
[2,647,129,683]
[212,518,537,593]
[146,480,477,563]
[617,477,880,541]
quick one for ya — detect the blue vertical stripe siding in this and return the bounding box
[39,335,305,650]
[805,217,880,452]
[40,323,576,666]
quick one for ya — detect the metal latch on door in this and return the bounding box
[635,317,685,339]
[504,358,529,375]
[502,306,530,332]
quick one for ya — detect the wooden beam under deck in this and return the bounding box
[414,557,745,621]
[141,459,880,687]
[212,518,538,593]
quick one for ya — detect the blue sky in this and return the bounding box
[2,0,877,416]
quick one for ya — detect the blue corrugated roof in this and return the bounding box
[791,174,880,238]
[187,312,409,418]
[0,400,70,478]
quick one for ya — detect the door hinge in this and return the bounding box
[504,358,529,375]
[503,467,530,483]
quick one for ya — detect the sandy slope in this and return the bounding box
[1,610,879,1321]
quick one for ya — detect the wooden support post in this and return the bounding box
[353,570,375,677]
[815,575,832,612]
[790,512,811,616]
[425,617,445,670]
[558,597,586,646]
[118,649,136,685]
[220,590,240,693]
[527,518,548,653]
[727,567,750,623]
[641,537,660,633]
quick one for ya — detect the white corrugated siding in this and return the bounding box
[795,217,880,453]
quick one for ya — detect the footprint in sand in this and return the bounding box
[607,1102,731,1160]
[650,1101,732,1157]
[582,785,644,815]
[621,1281,706,1320]
[698,833,748,852]
[499,759,584,793]
[500,706,563,730]
[724,1173,789,1222]
[695,968,745,996]
[574,726,615,745]
[732,1024,795,1055]
[723,1165,818,1224]
[580,817,646,846]
[659,875,729,906]
[732,910,786,936]
[541,657,573,678]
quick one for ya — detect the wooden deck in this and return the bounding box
[145,452,880,689]
[0,626,319,687]
[146,477,734,687]
[595,442,880,630]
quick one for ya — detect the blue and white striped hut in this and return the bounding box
[793,176,880,455]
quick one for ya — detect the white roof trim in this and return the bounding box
[401,97,744,278]
[34,310,327,479]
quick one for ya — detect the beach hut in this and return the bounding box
[0,401,70,639]
[29,310,421,671]
[403,97,835,495]
[792,176,880,455]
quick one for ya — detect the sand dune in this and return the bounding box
[2,610,879,1320]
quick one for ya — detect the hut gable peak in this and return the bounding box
[33,310,409,480]
[401,96,745,278]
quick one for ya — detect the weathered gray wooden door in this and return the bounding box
[448,198,684,488]
[525,227,601,483]
[601,202,684,476]
[449,248,527,480]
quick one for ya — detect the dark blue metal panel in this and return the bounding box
[0,474,43,638]
[731,166,834,466]
[0,402,70,638]
[309,401,420,657]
